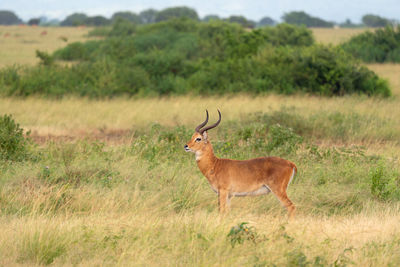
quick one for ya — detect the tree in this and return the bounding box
[41,19,60,26]
[340,18,363,28]
[258,16,276,27]
[109,18,136,36]
[362,14,390,27]
[282,11,334,28]
[202,15,220,22]
[139,9,158,24]
[28,18,40,25]
[112,11,141,24]
[226,15,256,28]
[0,10,22,25]
[84,16,110,26]
[155,6,199,22]
[60,13,88,26]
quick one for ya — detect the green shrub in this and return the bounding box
[87,26,111,37]
[36,50,54,66]
[0,65,20,91]
[0,114,31,161]
[108,18,137,37]
[191,45,390,96]
[262,23,314,47]
[370,163,400,201]
[1,19,391,98]
[227,222,264,248]
[266,124,303,154]
[53,40,101,61]
[341,25,400,63]
[254,45,390,96]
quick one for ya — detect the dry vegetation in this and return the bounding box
[1,27,400,266]
[0,25,92,67]
[311,27,373,45]
[1,94,400,149]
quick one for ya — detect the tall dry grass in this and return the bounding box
[311,27,372,45]
[1,196,399,265]
[1,94,399,154]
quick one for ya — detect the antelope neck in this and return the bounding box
[196,144,218,177]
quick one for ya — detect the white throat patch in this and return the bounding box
[195,151,203,161]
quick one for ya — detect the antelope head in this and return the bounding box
[184,110,221,160]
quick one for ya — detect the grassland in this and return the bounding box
[0,26,92,67]
[1,27,400,266]
[311,27,373,45]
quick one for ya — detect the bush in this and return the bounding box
[282,11,334,28]
[370,163,400,201]
[341,26,400,63]
[87,27,111,37]
[1,19,391,98]
[261,23,314,47]
[0,65,20,88]
[227,222,264,248]
[266,124,303,154]
[0,114,31,161]
[108,18,137,37]
[192,45,390,96]
[53,41,101,61]
[36,50,54,66]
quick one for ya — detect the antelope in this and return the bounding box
[184,110,297,218]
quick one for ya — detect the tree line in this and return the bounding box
[0,8,397,28]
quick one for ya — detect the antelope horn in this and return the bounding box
[199,109,221,134]
[195,110,209,133]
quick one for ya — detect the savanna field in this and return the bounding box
[1,24,400,266]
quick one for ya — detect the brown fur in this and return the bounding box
[185,131,297,218]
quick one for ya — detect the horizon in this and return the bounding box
[1,0,399,24]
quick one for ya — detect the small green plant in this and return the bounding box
[370,163,400,201]
[266,124,303,154]
[0,114,31,161]
[36,50,54,66]
[227,222,265,248]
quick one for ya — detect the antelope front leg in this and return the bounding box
[218,189,229,213]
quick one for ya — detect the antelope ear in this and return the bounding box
[202,131,208,143]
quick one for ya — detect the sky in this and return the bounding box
[1,0,399,23]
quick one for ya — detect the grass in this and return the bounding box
[311,27,373,45]
[1,210,400,266]
[0,95,399,152]
[1,26,400,266]
[367,63,400,96]
[0,124,399,265]
[0,25,92,68]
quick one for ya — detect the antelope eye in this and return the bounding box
[195,138,202,142]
